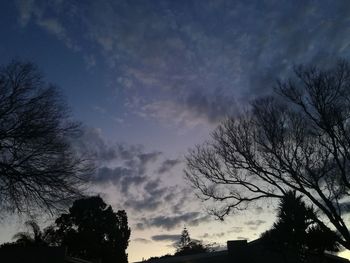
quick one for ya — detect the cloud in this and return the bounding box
[133,238,152,244]
[16,0,35,26]
[74,127,163,190]
[16,1,350,133]
[244,220,266,230]
[237,236,249,241]
[188,215,211,227]
[139,90,237,129]
[200,232,225,239]
[16,0,78,50]
[244,220,266,226]
[73,127,203,228]
[227,227,243,234]
[122,179,181,212]
[151,235,180,242]
[124,195,162,212]
[255,207,264,215]
[73,127,117,163]
[36,18,65,37]
[158,159,182,174]
[94,166,147,194]
[16,1,350,129]
[138,152,162,174]
[136,212,210,231]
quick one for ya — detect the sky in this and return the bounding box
[1,0,350,262]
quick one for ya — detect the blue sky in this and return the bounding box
[1,0,350,261]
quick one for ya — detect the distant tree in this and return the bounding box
[12,220,53,247]
[177,227,191,250]
[261,191,339,260]
[185,60,350,249]
[0,61,93,215]
[54,196,130,263]
[174,227,211,256]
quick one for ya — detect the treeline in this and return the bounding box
[0,196,130,263]
[147,193,340,262]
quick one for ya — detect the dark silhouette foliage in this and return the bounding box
[0,220,56,251]
[12,220,54,247]
[54,196,130,263]
[261,191,339,260]
[174,227,211,256]
[0,61,93,215]
[186,60,350,249]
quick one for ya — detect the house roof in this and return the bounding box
[136,239,349,263]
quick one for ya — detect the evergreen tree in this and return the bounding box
[178,227,191,249]
[175,227,210,256]
[261,191,339,260]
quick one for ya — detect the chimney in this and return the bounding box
[227,240,248,263]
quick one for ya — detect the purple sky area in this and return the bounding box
[1,1,350,261]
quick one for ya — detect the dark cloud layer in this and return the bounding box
[136,212,210,231]
[16,0,350,129]
[72,127,209,243]
[157,159,182,174]
[151,235,180,242]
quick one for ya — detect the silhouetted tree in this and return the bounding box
[268,192,313,252]
[261,191,339,261]
[0,61,93,215]
[177,227,191,250]
[12,220,53,247]
[54,196,130,263]
[174,227,211,256]
[306,225,339,254]
[185,60,350,249]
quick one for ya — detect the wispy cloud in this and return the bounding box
[16,1,350,130]
[244,220,266,226]
[158,159,182,174]
[227,227,243,234]
[133,238,152,244]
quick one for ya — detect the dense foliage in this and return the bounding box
[261,191,339,258]
[54,196,131,263]
[0,196,130,263]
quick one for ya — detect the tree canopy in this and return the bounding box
[0,61,93,215]
[54,196,130,263]
[261,191,339,257]
[185,60,350,249]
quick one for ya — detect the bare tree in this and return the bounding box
[185,60,350,249]
[0,61,93,215]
